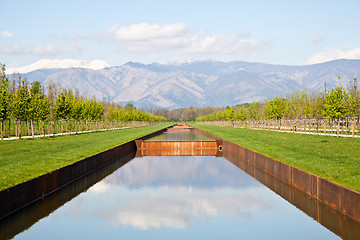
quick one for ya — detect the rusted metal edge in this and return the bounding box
[191,125,360,223]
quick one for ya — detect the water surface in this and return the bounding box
[11,155,340,240]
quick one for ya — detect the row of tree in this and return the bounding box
[150,106,223,121]
[197,78,360,122]
[0,64,166,122]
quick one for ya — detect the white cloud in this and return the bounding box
[113,22,188,41]
[1,30,13,37]
[103,22,270,56]
[307,47,360,64]
[2,43,64,57]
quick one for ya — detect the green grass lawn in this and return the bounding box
[191,123,360,193]
[0,123,172,191]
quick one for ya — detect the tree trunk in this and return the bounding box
[8,119,11,139]
[18,120,21,140]
[25,120,28,138]
[31,119,34,138]
[1,118,3,140]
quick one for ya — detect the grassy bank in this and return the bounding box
[191,123,360,192]
[0,123,172,191]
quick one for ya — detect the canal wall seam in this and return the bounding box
[192,125,360,223]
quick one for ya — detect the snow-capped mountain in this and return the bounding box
[7,59,110,74]
[20,59,360,108]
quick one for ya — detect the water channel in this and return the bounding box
[1,128,359,239]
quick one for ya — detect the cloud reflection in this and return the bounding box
[100,188,272,230]
[100,156,260,190]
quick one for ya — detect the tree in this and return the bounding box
[55,92,72,120]
[11,81,31,139]
[88,98,104,120]
[268,96,287,119]
[248,102,260,120]
[222,106,234,121]
[346,77,360,116]
[325,84,350,120]
[0,64,11,139]
[180,107,197,121]
[234,106,246,120]
[28,81,50,137]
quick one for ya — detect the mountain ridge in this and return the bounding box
[21,59,360,109]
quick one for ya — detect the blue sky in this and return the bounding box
[1,0,360,68]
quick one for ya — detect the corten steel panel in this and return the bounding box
[166,128,194,132]
[135,139,143,149]
[139,148,218,156]
[318,178,342,211]
[341,187,360,220]
[140,141,218,149]
[254,152,266,170]
[292,167,318,197]
[141,142,159,149]
[267,159,278,177]
[279,163,292,184]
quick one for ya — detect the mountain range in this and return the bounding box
[19,59,360,109]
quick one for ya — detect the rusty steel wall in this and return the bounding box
[138,148,219,156]
[0,141,137,220]
[140,141,218,149]
[166,128,194,132]
[192,125,360,223]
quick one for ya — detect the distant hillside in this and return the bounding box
[22,59,360,109]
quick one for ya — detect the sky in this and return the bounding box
[1,0,360,68]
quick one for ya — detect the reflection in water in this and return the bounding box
[100,156,258,189]
[93,187,271,230]
[9,155,343,240]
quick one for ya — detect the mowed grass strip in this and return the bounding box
[191,123,360,193]
[0,124,172,191]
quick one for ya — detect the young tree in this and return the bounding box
[28,81,50,137]
[268,96,288,119]
[0,64,11,139]
[325,84,350,120]
[234,106,246,120]
[222,106,234,121]
[11,80,31,139]
[55,92,72,120]
[346,77,360,116]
